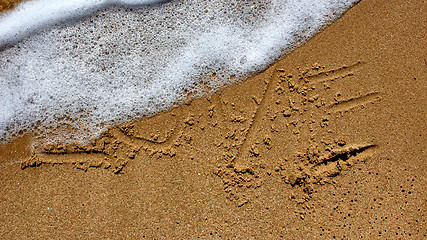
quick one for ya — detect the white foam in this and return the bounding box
[0,0,167,48]
[0,0,359,143]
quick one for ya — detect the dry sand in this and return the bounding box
[0,0,426,238]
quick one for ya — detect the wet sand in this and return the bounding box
[0,0,22,11]
[0,0,426,238]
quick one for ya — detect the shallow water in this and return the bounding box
[0,0,359,143]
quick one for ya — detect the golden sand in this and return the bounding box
[0,0,22,11]
[0,0,426,238]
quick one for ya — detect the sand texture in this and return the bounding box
[0,0,16,11]
[0,0,426,239]
[0,0,22,11]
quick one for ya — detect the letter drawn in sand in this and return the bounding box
[215,61,381,206]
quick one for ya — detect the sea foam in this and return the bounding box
[0,0,359,143]
[0,0,168,48]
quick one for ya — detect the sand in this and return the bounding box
[0,0,21,11]
[0,0,426,239]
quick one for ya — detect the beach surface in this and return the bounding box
[0,0,426,238]
[0,0,20,11]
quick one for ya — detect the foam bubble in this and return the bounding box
[0,0,359,143]
[0,0,168,48]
